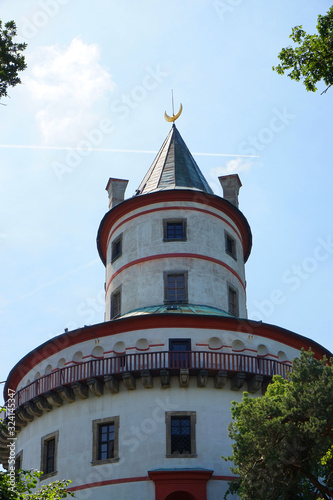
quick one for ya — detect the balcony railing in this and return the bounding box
[13,351,291,408]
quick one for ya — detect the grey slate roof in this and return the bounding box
[135,125,213,195]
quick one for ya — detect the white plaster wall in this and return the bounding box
[105,201,247,320]
[16,382,252,499]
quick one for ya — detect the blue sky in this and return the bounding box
[1,0,333,404]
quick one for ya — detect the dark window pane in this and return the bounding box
[228,287,238,316]
[45,438,55,474]
[171,417,191,454]
[98,423,115,460]
[167,274,185,302]
[167,222,184,239]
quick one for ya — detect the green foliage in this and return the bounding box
[0,20,27,100]
[224,350,333,499]
[273,6,333,93]
[0,469,74,499]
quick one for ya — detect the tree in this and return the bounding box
[0,469,74,499]
[224,350,333,499]
[0,20,27,100]
[0,410,74,499]
[273,6,333,94]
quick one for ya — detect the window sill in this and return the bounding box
[111,254,122,264]
[40,471,57,481]
[226,251,237,261]
[91,457,120,466]
[163,238,187,242]
[166,454,197,459]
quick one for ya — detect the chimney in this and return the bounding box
[105,178,129,209]
[218,174,242,208]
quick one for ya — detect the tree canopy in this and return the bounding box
[224,350,333,499]
[273,6,333,94]
[0,20,27,100]
[0,470,74,499]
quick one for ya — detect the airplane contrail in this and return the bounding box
[0,144,259,158]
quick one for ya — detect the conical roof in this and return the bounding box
[135,125,213,195]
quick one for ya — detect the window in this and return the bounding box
[41,431,58,478]
[169,339,191,368]
[164,272,188,303]
[163,219,187,241]
[111,234,122,262]
[228,285,239,316]
[92,417,120,465]
[225,231,237,260]
[111,286,121,319]
[15,450,23,472]
[166,412,196,458]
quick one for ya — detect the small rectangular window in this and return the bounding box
[163,219,187,241]
[166,411,196,458]
[92,417,119,465]
[98,423,115,460]
[164,272,188,303]
[41,431,58,478]
[228,285,239,316]
[111,234,123,262]
[225,231,237,260]
[111,287,121,319]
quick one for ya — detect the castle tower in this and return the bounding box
[1,122,331,500]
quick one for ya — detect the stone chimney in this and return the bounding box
[105,178,129,209]
[218,174,242,208]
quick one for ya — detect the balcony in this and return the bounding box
[12,351,290,410]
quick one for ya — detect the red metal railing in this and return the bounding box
[14,352,291,408]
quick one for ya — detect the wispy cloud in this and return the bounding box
[0,144,257,158]
[210,157,254,177]
[25,37,116,145]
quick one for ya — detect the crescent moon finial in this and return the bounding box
[165,103,183,123]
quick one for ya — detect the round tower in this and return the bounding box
[98,125,251,321]
[1,123,331,500]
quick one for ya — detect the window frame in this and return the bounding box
[165,411,197,458]
[111,233,123,263]
[225,230,237,260]
[228,284,239,317]
[164,271,188,304]
[111,286,122,319]
[40,431,58,480]
[92,416,120,465]
[163,219,187,242]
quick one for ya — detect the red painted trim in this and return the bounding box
[5,315,331,395]
[97,190,252,265]
[106,205,242,249]
[69,476,149,491]
[67,472,234,493]
[105,253,246,294]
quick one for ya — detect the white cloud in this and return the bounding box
[210,157,253,177]
[25,37,116,145]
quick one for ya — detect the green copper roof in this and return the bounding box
[135,125,214,195]
[119,304,232,319]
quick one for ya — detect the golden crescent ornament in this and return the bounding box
[164,103,183,122]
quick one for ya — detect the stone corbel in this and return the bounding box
[122,372,136,390]
[104,375,119,394]
[141,370,153,389]
[231,373,246,391]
